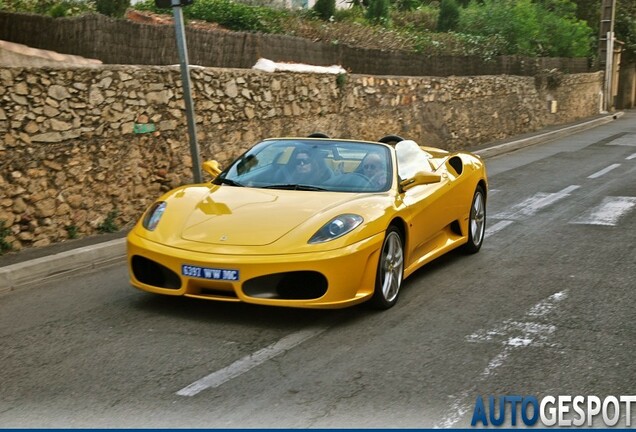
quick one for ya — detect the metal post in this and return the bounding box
[605,31,614,112]
[172,1,202,183]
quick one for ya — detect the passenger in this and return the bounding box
[359,151,388,188]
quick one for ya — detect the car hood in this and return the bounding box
[179,186,360,246]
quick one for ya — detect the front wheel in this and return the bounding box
[371,226,404,309]
[462,185,486,254]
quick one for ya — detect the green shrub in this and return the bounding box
[366,0,391,25]
[313,0,335,21]
[392,6,438,31]
[437,0,459,32]
[391,0,421,12]
[174,0,288,33]
[336,72,347,88]
[0,0,93,15]
[97,210,120,233]
[333,5,366,23]
[95,0,129,17]
[457,0,592,57]
[0,220,12,254]
[65,225,79,239]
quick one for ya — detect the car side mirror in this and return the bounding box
[202,160,222,179]
[399,171,442,192]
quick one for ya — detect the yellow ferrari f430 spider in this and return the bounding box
[127,135,488,309]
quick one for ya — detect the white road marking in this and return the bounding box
[588,163,621,179]
[485,220,513,237]
[466,320,557,348]
[437,391,472,429]
[492,185,580,220]
[570,196,636,226]
[626,153,636,160]
[176,326,328,397]
[436,291,568,428]
[528,290,566,316]
[607,134,636,147]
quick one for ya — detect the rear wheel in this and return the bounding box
[462,185,486,254]
[371,226,404,309]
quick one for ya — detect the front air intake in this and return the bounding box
[131,255,181,289]
[243,271,328,300]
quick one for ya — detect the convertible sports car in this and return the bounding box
[127,135,487,309]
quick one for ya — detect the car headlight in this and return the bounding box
[142,201,167,231]
[308,214,363,244]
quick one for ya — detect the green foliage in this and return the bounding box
[313,0,335,20]
[437,0,459,32]
[47,1,95,17]
[97,210,120,234]
[131,0,289,33]
[332,5,366,23]
[65,225,79,239]
[0,0,94,16]
[366,0,391,25]
[457,0,592,57]
[0,220,11,254]
[336,72,347,88]
[615,1,636,58]
[391,5,437,31]
[95,0,129,17]
[391,0,422,12]
[4,0,596,58]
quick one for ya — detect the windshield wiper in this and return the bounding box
[217,178,244,187]
[262,184,327,191]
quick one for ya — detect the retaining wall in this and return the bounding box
[0,65,603,250]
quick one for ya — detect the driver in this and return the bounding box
[281,148,332,184]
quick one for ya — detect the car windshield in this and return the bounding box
[214,139,393,193]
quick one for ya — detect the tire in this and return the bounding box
[462,185,486,254]
[371,226,404,309]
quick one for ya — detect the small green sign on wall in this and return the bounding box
[134,123,156,134]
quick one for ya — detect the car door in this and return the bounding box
[400,161,459,267]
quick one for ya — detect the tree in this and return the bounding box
[437,0,460,32]
[615,0,636,58]
[313,0,335,20]
[366,0,390,24]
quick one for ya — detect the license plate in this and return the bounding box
[181,264,239,281]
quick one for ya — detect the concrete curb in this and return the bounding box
[0,112,624,293]
[474,112,623,159]
[0,238,126,293]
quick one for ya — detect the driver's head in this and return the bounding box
[293,150,313,175]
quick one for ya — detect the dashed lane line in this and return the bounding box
[176,325,329,397]
[588,163,621,179]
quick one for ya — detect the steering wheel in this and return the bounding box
[343,172,374,188]
[377,135,405,144]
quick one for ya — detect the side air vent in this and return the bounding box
[448,156,463,176]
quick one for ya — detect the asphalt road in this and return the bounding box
[0,112,634,427]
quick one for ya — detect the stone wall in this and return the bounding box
[0,65,603,251]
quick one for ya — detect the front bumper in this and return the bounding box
[127,230,384,309]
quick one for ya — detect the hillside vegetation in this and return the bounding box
[2,0,635,60]
[133,0,593,58]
